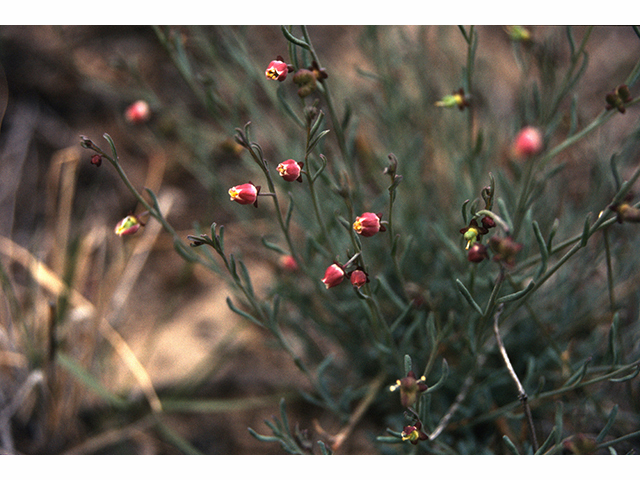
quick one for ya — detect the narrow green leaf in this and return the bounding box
[609,365,640,383]
[403,354,412,376]
[425,359,449,394]
[496,280,535,303]
[455,279,484,316]
[597,405,619,443]
[226,297,262,326]
[563,357,591,387]
[580,212,592,247]
[57,353,128,409]
[535,426,557,455]
[285,193,295,231]
[103,133,119,161]
[461,199,470,225]
[280,26,310,49]
[503,435,520,454]
[261,237,288,255]
[248,428,280,443]
[555,402,564,446]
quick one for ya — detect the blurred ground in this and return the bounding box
[0,25,638,454]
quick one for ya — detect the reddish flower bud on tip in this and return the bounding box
[125,100,151,124]
[114,215,142,237]
[90,154,102,167]
[512,126,543,158]
[265,56,291,82]
[353,212,384,237]
[229,183,259,206]
[277,159,303,182]
[349,269,369,288]
[279,255,298,272]
[467,242,489,263]
[389,371,428,408]
[321,263,346,289]
[489,236,523,267]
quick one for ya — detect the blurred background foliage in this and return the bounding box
[0,25,639,454]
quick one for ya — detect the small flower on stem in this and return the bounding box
[489,236,523,267]
[460,218,489,249]
[277,159,304,182]
[505,25,532,43]
[512,126,543,158]
[309,61,328,82]
[279,255,299,272]
[265,56,292,82]
[90,154,102,167]
[125,100,151,124]
[353,212,385,237]
[321,263,346,289]
[114,214,145,237]
[435,88,470,110]
[389,371,428,408]
[293,69,317,97]
[605,85,633,114]
[609,193,640,223]
[229,182,260,207]
[467,242,489,263]
[349,268,369,288]
[401,421,428,445]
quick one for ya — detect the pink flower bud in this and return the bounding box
[125,100,151,124]
[279,255,298,272]
[321,263,345,289]
[349,269,369,288]
[114,215,142,236]
[277,159,303,182]
[228,183,259,206]
[353,212,384,237]
[512,126,543,158]
[265,56,290,82]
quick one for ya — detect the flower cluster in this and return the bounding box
[321,263,369,289]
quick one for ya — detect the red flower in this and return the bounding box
[467,242,489,263]
[229,182,259,206]
[460,218,489,249]
[489,236,523,267]
[512,126,543,158]
[265,56,291,82]
[353,212,385,237]
[125,100,151,124]
[349,269,369,288]
[402,421,428,445]
[321,263,346,289]
[114,215,142,236]
[390,371,428,408]
[277,159,303,182]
